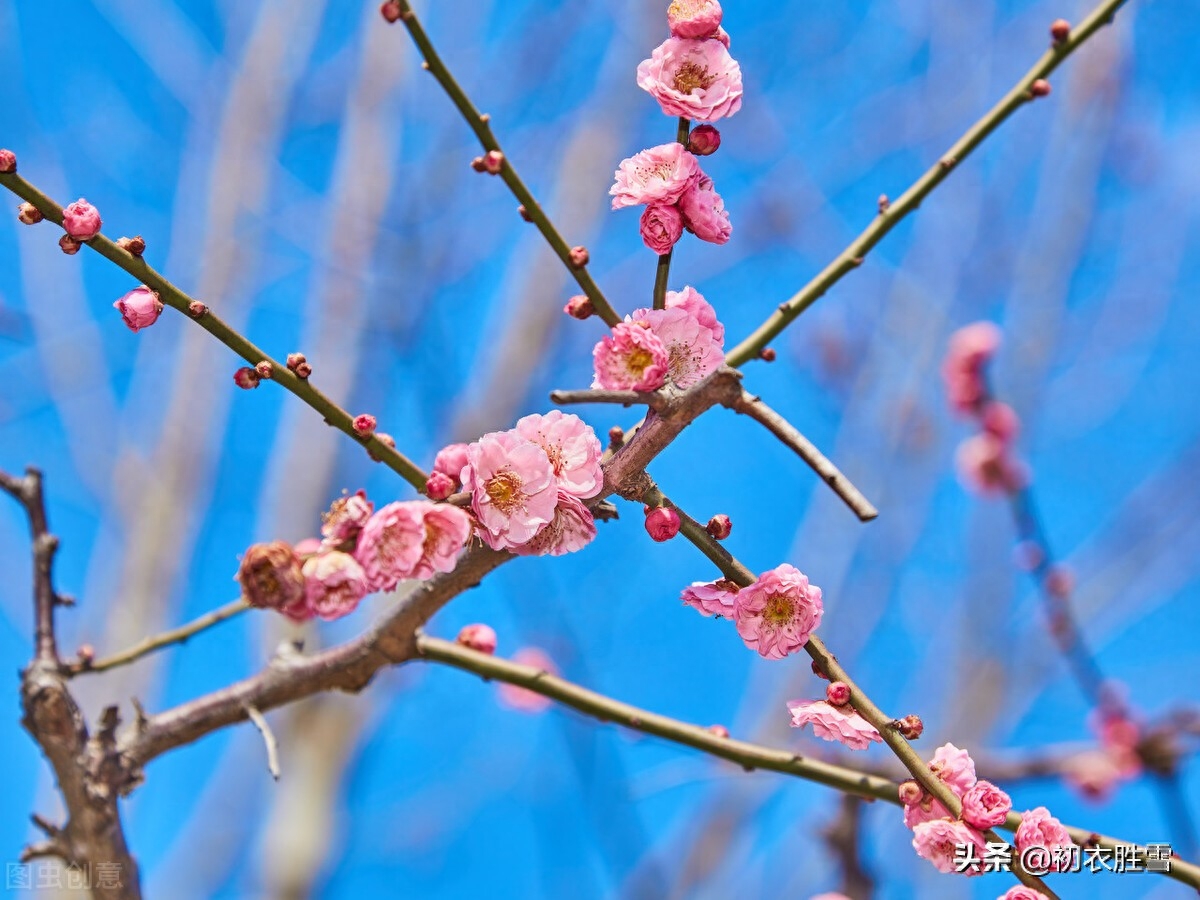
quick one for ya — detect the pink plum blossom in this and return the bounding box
[513,491,597,557]
[942,322,1002,414]
[433,443,470,485]
[996,889,1050,900]
[610,142,702,210]
[679,179,732,244]
[956,433,1024,496]
[112,286,164,332]
[734,564,823,659]
[665,285,724,343]
[667,0,722,39]
[498,647,558,713]
[981,401,1020,443]
[321,490,374,547]
[592,322,670,392]
[462,431,558,550]
[354,501,426,591]
[929,743,979,795]
[411,502,473,578]
[457,623,498,655]
[425,471,455,500]
[626,306,724,389]
[636,38,743,122]
[237,541,308,620]
[961,780,1012,829]
[61,198,102,241]
[1014,807,1074,871]
[681,578,739,618]
[513,410,603,499]
[302,550,369,621]
[1063,749,1127,801]
[911,819,987,875]
[640,203,684,254]
[787,699,882,750]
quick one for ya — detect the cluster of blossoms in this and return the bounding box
[900,743,1074,886]
[236,490,471,622]
[942,322,1026,495]
[592,286,725,392]
[612,0,740,255]
[436,410,604,556]
[681,562,823,659]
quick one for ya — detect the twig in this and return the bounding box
[69,599,251,676]
[822,795,873,900]
[725,389,878,521]
[0,172,427,492]
[550,388,667,410]
[0,467,60,663]
[388,0,620,326]
[245,705,281,781]
[725,0,1132,367]
[415,634,1200,891]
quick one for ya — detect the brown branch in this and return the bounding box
[822,795,874,900]
[724,388,878,521]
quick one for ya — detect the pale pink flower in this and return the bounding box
[303,550,369,621]
[237,541,308,620]
[112,286,164,332]
[645,505,681,541]
[679,179,732,244]
[911,819,987,875]
[457,623,498,655]
[981,401,1020,443]
[956,433,1024,495]
[513,491,597,557]
[640,203,684,255]
[610,143,702,210]
[61,198,102,241]
[433,443,470,484]
[734,563,823,659]
[412,501,473,578]
[498,647,557,713]
[354,501,426,591]
[961,780,1012,829]
[902,794,955,830]
[1063,749,1126,801]
[637,38,743,122]
[1014,807,1074,871]
[321,490,374,548]
[592,322,670,392]
[462,431,558,550]
[626,306,724,389]
[929,743,978,795]
[942,322,1002,414]
[667,0,722,39]
[997,888,1051,900]
[787,699,882,750]
[513,410,603,499]
[681,578,739,618]
[665,285,724,343]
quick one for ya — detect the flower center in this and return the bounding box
[763,594,794,627]
[673,61,716,95]
[486,470,524,514]
[626,348,654,377]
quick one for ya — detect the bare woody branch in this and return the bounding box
[725,0,1132,367]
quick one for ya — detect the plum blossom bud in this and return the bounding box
[61,198,102,241]
[826,681,851,706]
[569,245,590,268]
[667,0,723,40]
[470,156,487,172]
[607,426,625,449]
[112,286,164,332]
[286,352,311,378]
[116,235,146,257]
[367,432,396,461]
[483,150,504,174]
[18,203,43,225]
[564,294,594,320]
[234,366,261,389]
[76,644,95,667]
[898,780,923,805]
[688,124,721,156]
[1045,565,1074,600]
[425,471,455,500]
[255,360,274,380]
[517,204,532,222]
[705,513,732,540]
[1050,19,1071,44]
[0,149,16,173]
[59,234,81,255]
[1030,79,1052,98]
[961,780,1013,829]
[457,623,498,655]
[640,204,683,255]
[707,724,730,738]
[380,1,402,23]
[237,541,306,616]
[645,506,680,542]
[353,414,377,437]
[896,714,924,740]
[759,347,776,362]
[188,301,208,318]
[1012,540,1044,572]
